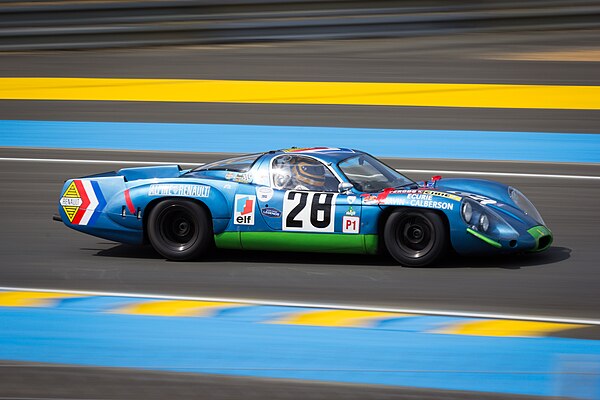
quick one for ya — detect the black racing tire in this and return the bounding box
[147,199,212,261]
[384,209,447,267]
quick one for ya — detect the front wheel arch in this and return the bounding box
[380,207,450,267]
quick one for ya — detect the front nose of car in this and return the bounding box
[527,225,553,252]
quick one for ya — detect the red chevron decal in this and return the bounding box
[71,180,90,225]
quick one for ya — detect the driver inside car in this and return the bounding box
[290,159,326,191]
[273,155,331,191]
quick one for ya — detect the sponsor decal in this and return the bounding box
[261,207,282,218]
[345,206,356,216]
[448,191,496,205]
[409,199,454,210]
[391,192,454,210]
[148,184,210,197]
[234,173,252,184]
[361,187,394,204]
[283,191,337,232]
[234,194,256,225]
[393,189,461,202]
[347,195,356,204]
[282,147,340,153]
[422,190,461,202]
[383,197,406,206]
[225,172,235,180]
[60,180,106,226]
[362,188,460,207]
[361,194,378,204]
[343,216,360,234]
[256,186,274,202]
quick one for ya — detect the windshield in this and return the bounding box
[192,153,261,173]
[338,154,415,192]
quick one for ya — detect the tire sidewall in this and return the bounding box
[147,199,211,261]
[384,209,447,267]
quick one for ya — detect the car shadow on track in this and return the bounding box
[94,243,571,270]
[438,246,571,269]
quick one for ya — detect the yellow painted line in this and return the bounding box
[112,300,247,317]
[0,291,81,307]
[271,309,411,328]
[435,319,587,338]
[0,77,599,110]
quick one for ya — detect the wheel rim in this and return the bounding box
[156,205,199,252]
[393,213,435,259]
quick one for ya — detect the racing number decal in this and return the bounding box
[285,192,308,228]
[310,193,333,229]
[283,191,337,232]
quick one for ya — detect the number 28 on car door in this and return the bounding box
[283,191,337,232]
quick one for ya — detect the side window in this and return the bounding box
[271,155,339,192]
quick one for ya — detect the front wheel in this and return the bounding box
[384,209,447,267]
[147,199,212,261]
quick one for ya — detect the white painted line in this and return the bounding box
[1,286,599,325]
[399,169,600,180]
[0,157,202,166]
[0,157,599,180]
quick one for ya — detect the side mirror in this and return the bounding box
[338,182,354,194]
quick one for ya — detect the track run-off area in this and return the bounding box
[1,31,600,398]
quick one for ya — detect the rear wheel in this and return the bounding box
[147,199,211,261]
[384,209,447,267]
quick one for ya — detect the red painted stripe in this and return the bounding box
[72,180,90,225]
[124,189,135,215]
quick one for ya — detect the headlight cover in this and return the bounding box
[508,187,545,225]
[460,198,518,240]
[461,201,473,223]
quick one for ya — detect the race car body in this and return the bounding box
[57,147,552,266]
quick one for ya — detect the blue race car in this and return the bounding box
[56,147,552,266]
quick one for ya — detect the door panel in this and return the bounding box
[244,188,364,253]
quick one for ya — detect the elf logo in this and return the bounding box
[234,194,255,225]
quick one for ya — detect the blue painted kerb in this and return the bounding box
[1,120,599,163]
[1,306,600,398]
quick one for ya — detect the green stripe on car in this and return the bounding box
[215,232,378,254]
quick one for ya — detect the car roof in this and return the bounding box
[270,147,361,162]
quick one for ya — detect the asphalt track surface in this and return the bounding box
[1,29,600,397]
[1,147,599,321]
[0,361,542,400]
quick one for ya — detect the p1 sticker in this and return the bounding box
[234,194,256,225]
[342,216,360,234]
[60,180,106,225]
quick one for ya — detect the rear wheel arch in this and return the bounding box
[143,197,214,244]
[144,197,215,260]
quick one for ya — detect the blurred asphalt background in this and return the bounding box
[1,0,600,398]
